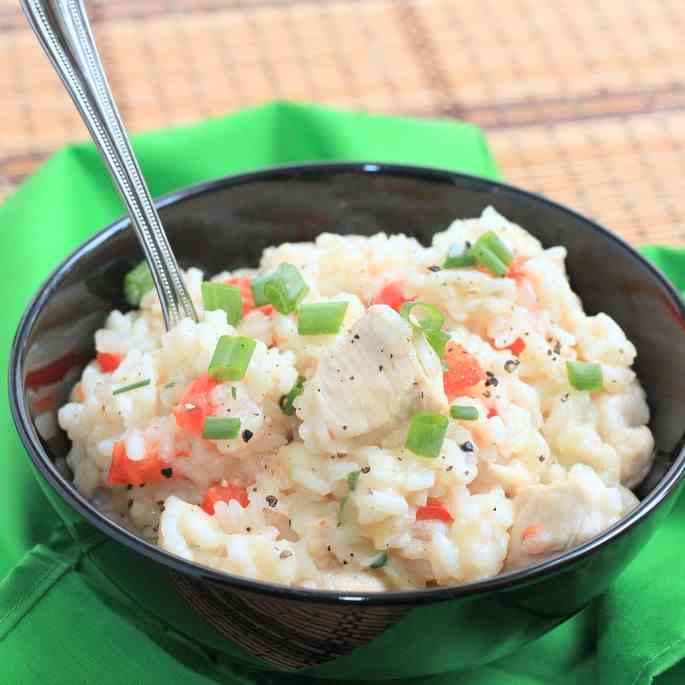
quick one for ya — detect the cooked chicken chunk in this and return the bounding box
[505,464,635,570]
[296,305,448,453]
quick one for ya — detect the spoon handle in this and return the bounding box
[21,0,198,329]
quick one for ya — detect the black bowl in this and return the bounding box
[9,163,685,680]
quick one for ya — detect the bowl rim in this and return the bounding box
[9,160,685,606]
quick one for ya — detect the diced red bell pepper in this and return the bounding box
[490,336,526,357]
[372,281,414,312]
[507,337,526,357]
[522,523,545,542]
[225,276,274,317]
[201,484,249,515]
[96,351,124,373]
[107,440,174,486]
[508,256,529,280]
[486,406,498,419]
[443,342,486,401]
[173,373,220,437]
[416,498,454,523]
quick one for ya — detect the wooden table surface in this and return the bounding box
[2,0,684,245]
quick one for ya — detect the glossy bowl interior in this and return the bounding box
[9,163,685,678]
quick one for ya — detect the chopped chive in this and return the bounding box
[478,231,513,266]
[202,282,243,325]
[124,261,155,306]
[279,376,305,416]
[450,405,479,421]
[263,263,309,314]
[566,361,603,392]
[208,336,256,381]
[444,242,477,269]
[112,379,151,395]
[164,381,176,389]
[231,386,237,400]
[425,329,451,360]
[347,470,361,492]
[202,416,241,440]
[298,301,348,335]
[338,495,349,524]
[405,411,449,459]
[399,301,445,333]
[250,274,272,307]
[369,551,388,569]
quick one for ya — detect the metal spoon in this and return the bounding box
[21,0,198,330]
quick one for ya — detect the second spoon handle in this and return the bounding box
[22,0,198,329]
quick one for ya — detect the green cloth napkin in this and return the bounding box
[1,101,684,685]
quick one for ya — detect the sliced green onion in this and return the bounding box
[263,263,309,314]
[208,336,256,381]
[250,274,272,307]
[471,243,508,277]
[478,231,513,266]
[425,330,451,360]
[280,376,305,416]
[347,470,361,492]
[124,261,155,306]
[444,242,477,269]
[566,361,603,392]
[202,281,242,325]
[400,301,445,333]
[369,551,388,569]
[164,381,176,389]
[112,378,151,395]
[298,301,348,335]
[470,231,513,277]
[450,405,479,421]
[405,412,449,459]
[202,416,241,440]
[231,386,237,400]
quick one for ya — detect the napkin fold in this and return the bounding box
[1,101,684,685]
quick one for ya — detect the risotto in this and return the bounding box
[58,207,654,591]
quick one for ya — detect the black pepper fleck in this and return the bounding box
[342,425,348,430]
[354,334,360,340]
[553,341,562,355]
[446,465,454,472]
[379,365,384,372]
[504,359,520,373]
[428,265,441,272]
[246,527,252,532]
[242,429,254,443]
[460,441,475,453]
[127,499,133,509]
[485,372,499,387]
[361,466,371,474]
[266,495,278,508]
[538,455,546,462]
[126,484,133,491]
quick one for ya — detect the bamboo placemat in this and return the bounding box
[2,0,685,245]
